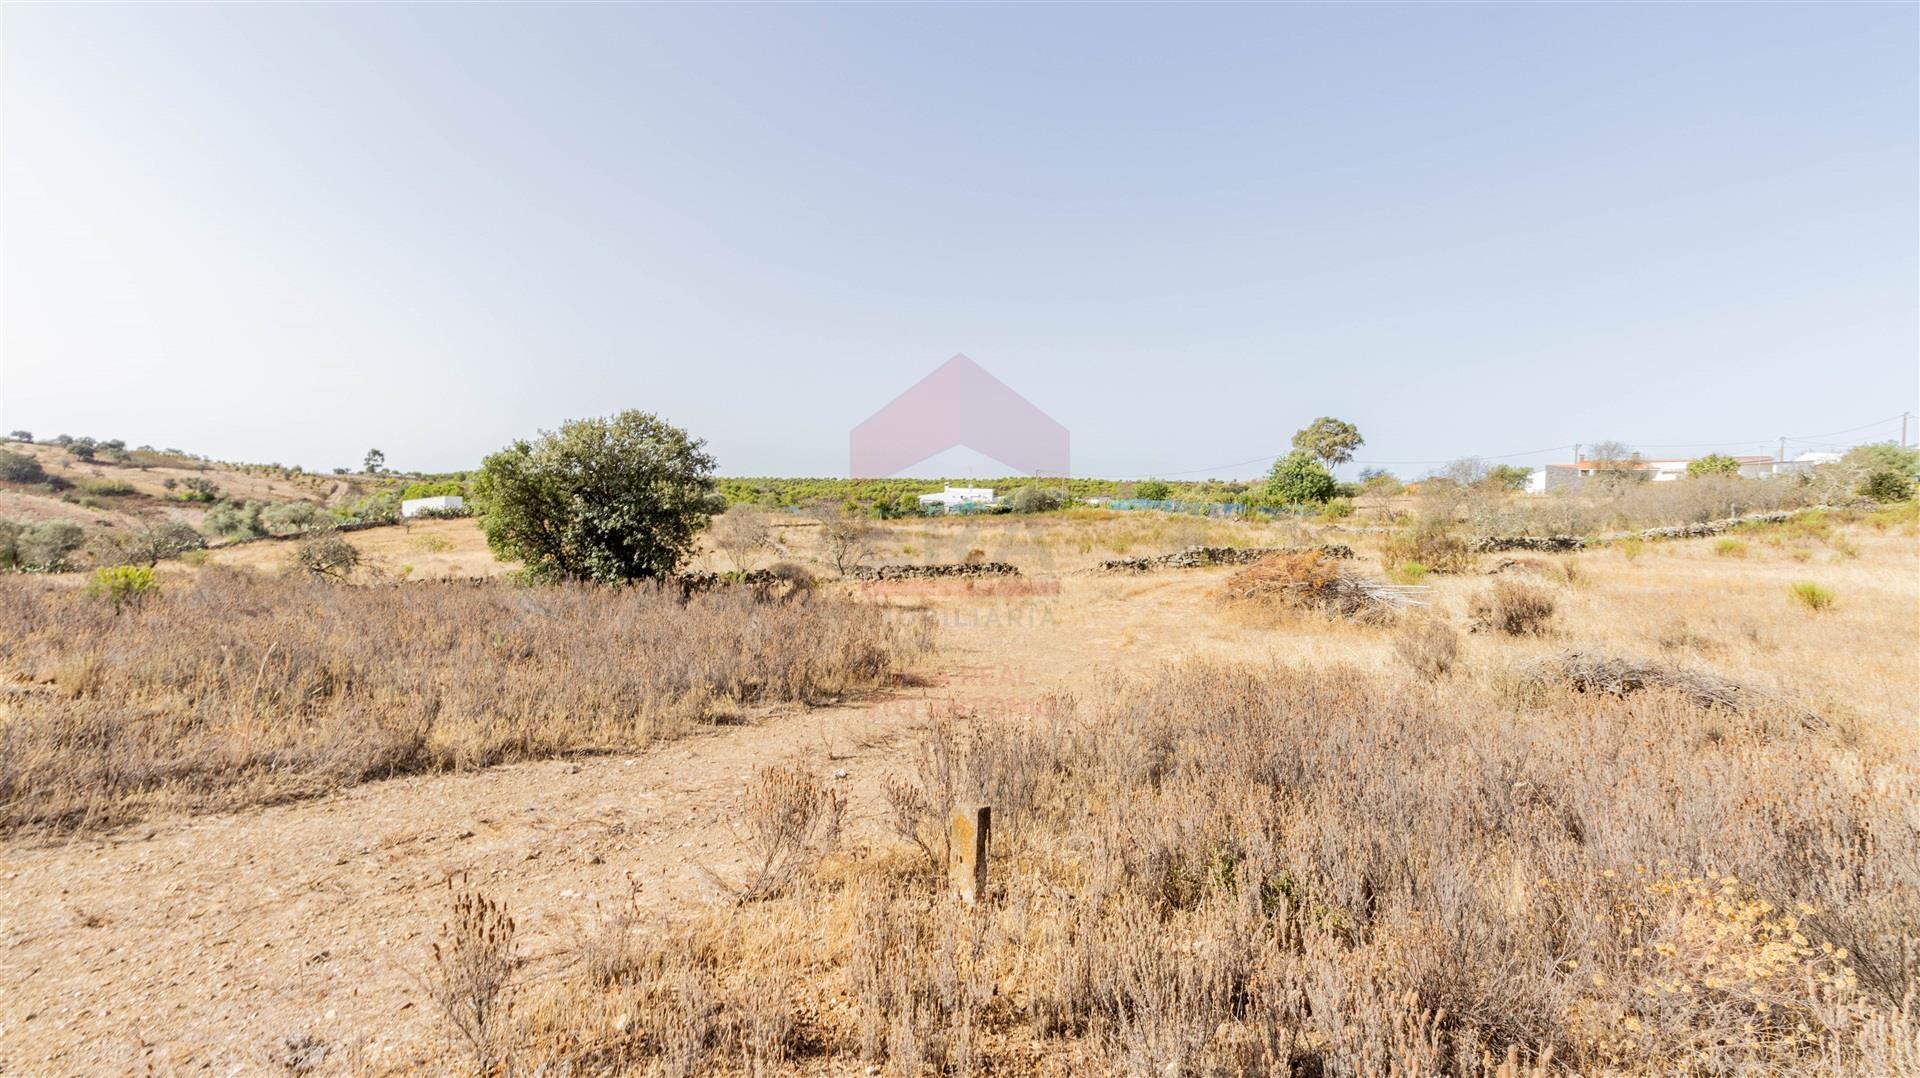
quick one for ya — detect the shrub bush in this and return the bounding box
[110,520,206,566]
[0,520,87,572]
[75,478,135,497]
[1133,479,1172,500]
[260,501,330,536]
[289,535,361,581]
[1380,520,1475,574]
[0,450,46,484]
[1469,580,1557,636]
[1265,451,1337,505]
[202,500,266,538]
[1860,470,1914,503]
[85,565,157,609]
[176,477,221,503]
[1004,486,1066,514]
[1317,496,1354,520]
[1714,538,1747,558]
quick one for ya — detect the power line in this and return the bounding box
[1782,414,1907,443]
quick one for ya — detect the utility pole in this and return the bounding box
[1777,436,1785,464]
[1903,411,1912,448]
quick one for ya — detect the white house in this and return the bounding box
[1528,454,1788,491]
[401,494,465,518]
[1770,451,1842,477]
[916,486,995,512]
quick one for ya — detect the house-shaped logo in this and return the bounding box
[849,354,1070,478]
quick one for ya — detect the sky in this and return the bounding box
[3,4,1915,480]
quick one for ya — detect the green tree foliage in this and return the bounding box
[6,431,31,443]
[1265,452,1338,504]
[1686,453,1742,478]
[86,564,158,609]
[399,479,468,500]
[111,520,205,566]
[177,477,222,502]
[1004,485,1066,513]
[203,500,268,538]
[0,450,47,484]
[1861,470,1914,503]
[472,411,718,583]
[1291,417,1365,466]
[261,501,331,535]
[0,520,86,571]
[1844,441,1920,478]
[364,448,386,474]
[1357,468,1403,497]
[1133,479,1173,500]
[1485,464,1534,490]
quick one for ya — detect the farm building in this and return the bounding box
[400,495,465,518]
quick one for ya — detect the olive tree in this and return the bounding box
[111,520,206,567]
[471,411,718,583]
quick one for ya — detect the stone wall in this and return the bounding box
[1101,544,1354,573]
[847,561,1021,581]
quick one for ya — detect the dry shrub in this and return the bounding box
[519,662,1918,1075]
[1223,551,1425,624]
[1470,580,1557,636]
[1394,614,1461,680]
[733,764,846,902]
[287,534,361,581]
[1381,520,1477,574]
[882,706,1065,879]
[0,569,932,833]
[427,884,518,1072]
[1528,650,1826,733]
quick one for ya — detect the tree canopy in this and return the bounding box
[1686,453,1742,478]
[1266,451,1338,504]
[471,411,719,583]
[1291,417,1365,466]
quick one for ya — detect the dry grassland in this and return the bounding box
[0,500,1914,1075]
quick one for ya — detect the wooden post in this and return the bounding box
[949,804,990,903]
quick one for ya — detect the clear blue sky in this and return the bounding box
[4,4,1915,478]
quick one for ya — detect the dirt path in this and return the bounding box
[0,573,1273,1075]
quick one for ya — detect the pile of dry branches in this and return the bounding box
[1528,650,1826,730]
[1221,551,1427,622]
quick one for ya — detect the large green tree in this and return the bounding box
[472,411,718,583]
[1265,451,1338,504]
[1291,417,1365,467]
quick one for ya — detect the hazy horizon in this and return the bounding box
[4,5,1915,480]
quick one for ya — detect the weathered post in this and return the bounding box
[949,804,990,903]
